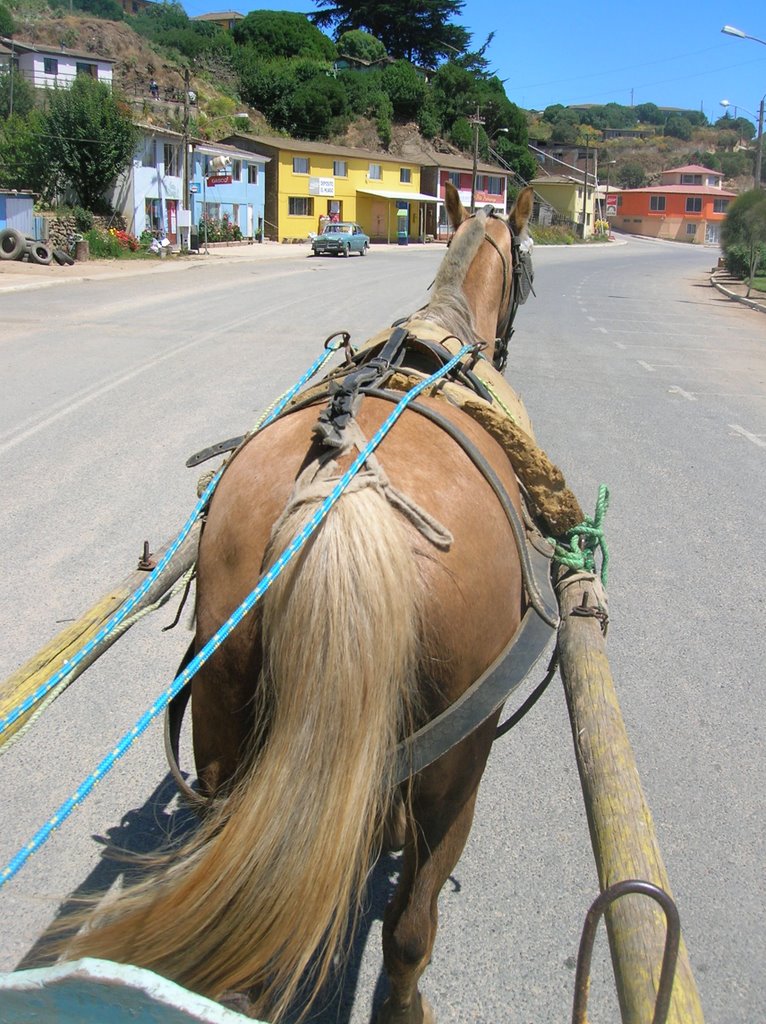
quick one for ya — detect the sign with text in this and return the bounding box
[207,174,232,187]
[606,194,618,216]
[309,176,335,197]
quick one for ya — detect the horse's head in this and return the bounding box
[441,182,535,370]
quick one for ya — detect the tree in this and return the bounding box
[233,11,336,60]
[721,190,766,296]
[714,114,755,141]
[42,77,138,209]
[381,60,427,121]
[336,29,386,62]
[0,1,15,35]
[664,114,692,140]
[617,162,646,189]
[0,111,49,193]
[0,68,36,119]
[311,0,470,66]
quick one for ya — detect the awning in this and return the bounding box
[356,188,438,203]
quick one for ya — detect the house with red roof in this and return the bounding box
[609,164,736,245]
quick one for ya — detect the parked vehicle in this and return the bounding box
[311,222,369,257]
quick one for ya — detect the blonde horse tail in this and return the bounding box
[63,485,421,1021]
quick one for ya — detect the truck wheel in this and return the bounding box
[0,227,25,261]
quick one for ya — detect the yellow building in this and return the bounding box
[530,175,597,237]
[225,134,438,242]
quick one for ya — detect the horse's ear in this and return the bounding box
[509,186,534,235]
[445,181,468,229]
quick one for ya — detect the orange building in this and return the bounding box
[610,164,736,245]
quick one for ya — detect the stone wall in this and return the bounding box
[41,212,128,250]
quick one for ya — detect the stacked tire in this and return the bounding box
[0,227,25,261]
[0,227,71,265]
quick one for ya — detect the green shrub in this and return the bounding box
[72,206,94,232]
[84,227,125,258]
[724,242,766,278]
[530,224,576,245]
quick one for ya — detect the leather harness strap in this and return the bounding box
[165,384,558,807]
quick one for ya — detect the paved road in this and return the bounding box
[1,237,763,1023]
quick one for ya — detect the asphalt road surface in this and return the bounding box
[1,235,763,1023]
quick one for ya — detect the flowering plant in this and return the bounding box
[108,227,140,251]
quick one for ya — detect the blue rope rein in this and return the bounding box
[0,344,341,744]
[0,344,474,889]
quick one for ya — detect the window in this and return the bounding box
[247,164,258,185]
[205,202,221,220]
[649,195,666,212]
[230,159,241,180]
[713,198,729,214]
[43,57,58,75]
[289,196,314,216]
[686,223,697,236]
[368,163,382,180]
[681,174,702,185]
[139,138,157,168]
[333,160,347,177]
[145,198,162,232]
[447,171,461,187]
[163,144,180,177]
[685,197,702,213]
[400,167,411,183]
[76,61,97,78]
[292,157,309,174]
[485,175,502,194]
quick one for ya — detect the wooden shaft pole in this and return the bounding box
[0,523,200,752]
[556,571,704,1024]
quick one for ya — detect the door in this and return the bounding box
[165,200,178,244]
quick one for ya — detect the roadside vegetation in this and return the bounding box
[721,190,766,297]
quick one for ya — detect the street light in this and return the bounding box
[720,25,766,188]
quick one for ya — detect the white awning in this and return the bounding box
[356,188,438,203]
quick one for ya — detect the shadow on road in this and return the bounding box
[15,774,421,1023]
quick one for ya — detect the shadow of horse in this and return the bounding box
[17,773,464,1023]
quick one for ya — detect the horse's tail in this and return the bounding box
[64,485,421,1021]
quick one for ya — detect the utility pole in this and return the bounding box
[9,37,14,118]
[756,96,764,189]
[581,142,589,238]
[469,106,485,213]
[182,67,190,251]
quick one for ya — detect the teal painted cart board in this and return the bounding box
[0,957,266,1023]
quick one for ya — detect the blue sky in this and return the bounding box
[181,0,766,128]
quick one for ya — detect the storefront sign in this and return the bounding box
[207,174,233,186]
[309,176,335,196]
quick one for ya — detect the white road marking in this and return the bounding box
[614,341,626,350]
[638,360,655,372]
[597,326,608,334]
[668,385,697,401]
[729,424,766,448]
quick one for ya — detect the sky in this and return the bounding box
[180,0,766,128]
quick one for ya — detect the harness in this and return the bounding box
[167,318,559,807]
[478,206,535,373]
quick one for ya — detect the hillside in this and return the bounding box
[5,7,758,188]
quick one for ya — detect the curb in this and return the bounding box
[710,271,766,314]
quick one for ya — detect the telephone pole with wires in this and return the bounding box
[469,107,485,212]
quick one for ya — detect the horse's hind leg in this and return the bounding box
[377,718,498,1024]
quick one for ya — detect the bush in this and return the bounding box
[83,227,140,257]
[200,214,242,242]
[530,224,576,245]
[724,242,766,278]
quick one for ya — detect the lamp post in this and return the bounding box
[720,97,765,190]
[721,25,766,188]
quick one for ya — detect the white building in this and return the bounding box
[0,37,114,89]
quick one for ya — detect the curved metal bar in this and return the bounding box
[572,879,682,1024]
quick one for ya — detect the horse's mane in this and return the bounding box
[417,209,488,343]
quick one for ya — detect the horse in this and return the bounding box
[63,183,548,1023]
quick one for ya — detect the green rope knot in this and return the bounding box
[549,484,610,586]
